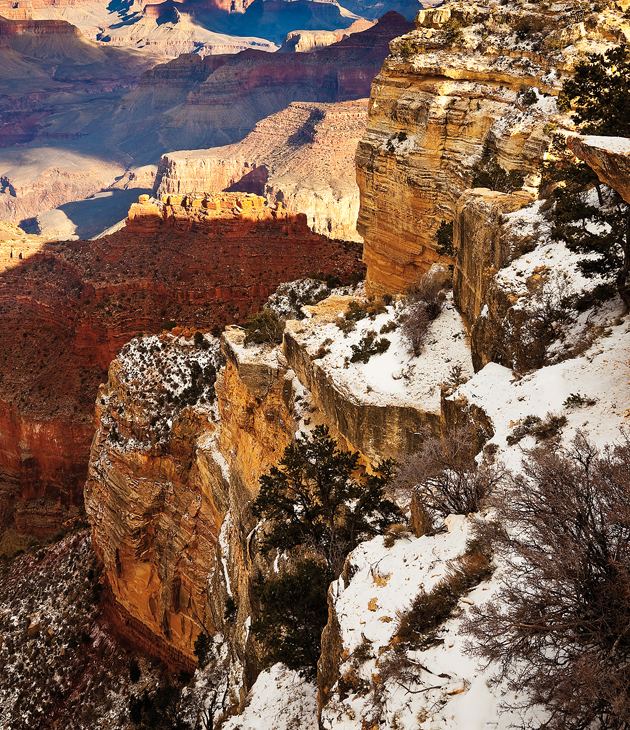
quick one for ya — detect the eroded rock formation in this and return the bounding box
[0,200,362,536]
[155,100,369,241]
[86,288,474,685]
[568,135,630,205]
[357,1,630,294]
[116,11,413,155]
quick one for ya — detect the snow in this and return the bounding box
[319,516,527,730]
[222,664,318,730]
[577,135,630,155]
[457,304,630,468]
[219,511,233,597]
[285,291,473,413]
[332,519,472,655]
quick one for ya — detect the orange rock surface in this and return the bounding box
[0,205,363,536]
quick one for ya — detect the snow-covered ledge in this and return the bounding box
[568,134,630,204]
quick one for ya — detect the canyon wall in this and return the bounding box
[155,99,368,241]
[357,1,630,295]
[0,200,363,536]
[85,288,473,690]
[115,11,414,155]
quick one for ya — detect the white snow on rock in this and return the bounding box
[286,291,473,413]
[222,664,318,730]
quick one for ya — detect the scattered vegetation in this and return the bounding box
[336,297,387,335]
[243,308,285,346]
[547,46,630,309]
[253,425,401,577]
[506,412,567,446]
[440,17,464,46]
[395,541,493,649]
[563,392,597,409]
[464,433,630,730]
[252,426,401,677]
[435,220,454,258]
[398,38,417,61]
[349,330,391,363]
[470,147,526,193]
[394,429,503,534]
[398,268,447,357]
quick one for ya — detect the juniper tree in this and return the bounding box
[251,559,333,680]
[253,424,401,577]
[251,426,401,677]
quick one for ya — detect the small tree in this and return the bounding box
[560,43,630,137]
[463,433,630,730]
[435,220,454,258]
[552,46,630,309]
[393,429,502,533]
[399,268,447,357]
[243,308,284,346]
[253,425,401,576]
[251,559,333,680]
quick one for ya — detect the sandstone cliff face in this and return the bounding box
[86,285,476,687]
[277,19,375,53]
[452,187,534,326]
[357,0,630,295]
[155,100,368,241]
[85,325,307,683]
[85,336,226,666]
[0,202,363,535]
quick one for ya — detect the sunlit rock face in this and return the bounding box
[357,0,630,295]
[0,199,363,537]
[155,99,369,242]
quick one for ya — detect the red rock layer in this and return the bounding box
[0,210,363,536]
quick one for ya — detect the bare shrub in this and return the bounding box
[393,429,503,531]
[395,542,493,648]
[399,269,448,357]
[506,411,567,446]
[463,433,630,730]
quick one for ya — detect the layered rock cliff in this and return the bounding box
[357,0,630,294]
[0,200,362,536]
[154,99,368,241]
[85,281,475,686]
[114,11,414,156]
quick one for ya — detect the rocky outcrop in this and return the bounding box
[282,292,472,460]
[356,0,630,294]
[85,283,476,682]
[277,19,374,53]
[452,187,534,326]
[568,135,630,205]
[85,325,306,683]
[154,100,369,241]
[0,200,363,536]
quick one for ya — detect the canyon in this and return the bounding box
[0,195,363,540]
[0,10,412,235]
[2,0,630,728]
[155,99,369,241]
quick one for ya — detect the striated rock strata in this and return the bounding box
[154,100,369,241]
[0,202,363,536]
[357,0,630,294]
[85,286,476,682]
[115,11,414,156]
